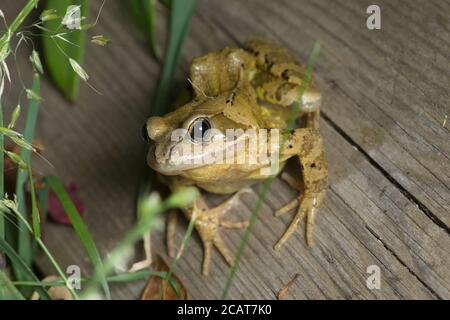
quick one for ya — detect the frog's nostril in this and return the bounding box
[147,116,168,141]
[141,124,150,143]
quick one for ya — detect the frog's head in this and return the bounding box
[143,87,261,176]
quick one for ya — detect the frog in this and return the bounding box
[143,38,328,276]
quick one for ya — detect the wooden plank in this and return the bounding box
[199,0,450,229]
[150,117,449,299]
[1,0,448,299]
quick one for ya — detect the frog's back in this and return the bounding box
[244,38,322,128]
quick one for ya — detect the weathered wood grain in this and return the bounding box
[1,0,449,299]
[200,0,450,229]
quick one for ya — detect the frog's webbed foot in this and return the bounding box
[168,189,251,276]
[275,129,328,250]
[274,190,325,250]
[198,190,251,276]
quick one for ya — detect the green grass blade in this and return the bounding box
[162,215,195,298]
[0,270,26,300]
[15,73,40,270]
[136,0,197,296]
[42,0,88,101]
[160,0,171,9]
[12,279,63,287]
[221,42,322,299]
[3,197,79,299]
[9,0,40,34]
[82,189,196,298]
[106,270,154,283]
[27,164,40,239]
[0,237,50,299]
[13,270,169,287]
[37,185,49,221]
[0,0,39,63]
[0,101,4,239]
[35,237,79,299]
[31,184,49,257]
[130,0,160,59]
[221,178,272,299]
[45,175,110,299]
[151,0,197,116]
[0,100,4,300]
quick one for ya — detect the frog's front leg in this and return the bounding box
[168,188,250,276]
[275,128,328,250]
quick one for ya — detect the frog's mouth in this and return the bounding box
[146,141,217,175]
[146,143,176,175]
[146,130,273,176]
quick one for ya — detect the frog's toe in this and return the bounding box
[201,240,213,276]
[220,219,249,229]
[128,259,152,272]
[200,218,248,275]
[213,234,234,266]
[200,233,235,276]
[305,203,317,247]
[193,191,250,275]
[274,198,298,217]
[274,194,321,250]
[274,204,307,251]
[274,172,303,217]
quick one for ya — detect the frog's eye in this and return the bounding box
[188,117,212,143]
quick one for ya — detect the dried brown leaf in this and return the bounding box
[141,255,187,300]
[31,276,72,300]
[277,273,300,300]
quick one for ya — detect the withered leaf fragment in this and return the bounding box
[277,273,300,300]
[141,255,187,300]
[31,276,72,300]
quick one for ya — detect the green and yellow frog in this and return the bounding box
[143,38,328,275]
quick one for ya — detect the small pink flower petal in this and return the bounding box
[47,183,85,225]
